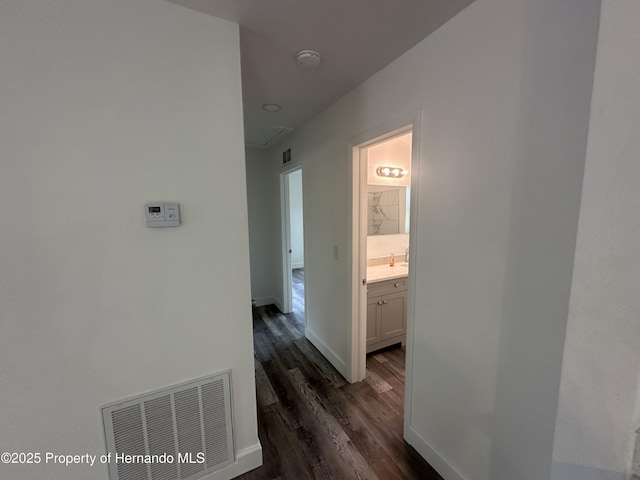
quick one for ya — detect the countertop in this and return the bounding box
[367,262,409,283]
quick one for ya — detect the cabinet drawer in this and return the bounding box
[367,277,407,296]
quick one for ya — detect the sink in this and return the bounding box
[367,263,409,283]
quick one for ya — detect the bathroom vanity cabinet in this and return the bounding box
[366,277,407,353]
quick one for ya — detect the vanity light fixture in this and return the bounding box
[376,166,409,178]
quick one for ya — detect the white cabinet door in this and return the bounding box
[380,290,406,341]
[367,296,382,346]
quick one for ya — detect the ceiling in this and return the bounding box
[168,0,475,148]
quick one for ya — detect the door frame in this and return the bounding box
[280,165,304,314]
[348,111,421,382]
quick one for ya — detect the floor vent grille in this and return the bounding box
[102,372,234,480]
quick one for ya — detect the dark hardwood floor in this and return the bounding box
[290,268,305,330]
[239,282,443,480]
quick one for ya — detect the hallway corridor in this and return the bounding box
[238,304,442,480]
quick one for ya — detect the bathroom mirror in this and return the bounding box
[367,185,410,235]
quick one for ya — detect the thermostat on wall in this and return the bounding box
[145,202,181,227]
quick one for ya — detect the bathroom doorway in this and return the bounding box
[349,112,420,383]
[281,167,306,330]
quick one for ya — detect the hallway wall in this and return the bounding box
[246,148,281,307]
[264,0,600,478]
[0,1,260,478]
[551,1,640,478]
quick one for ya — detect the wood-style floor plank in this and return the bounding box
[372,352,388,363]
[255,357,279,407]
[364,367,393,393]
[286,367,379,480]
[293,338,346,389]
[238,271,442,480]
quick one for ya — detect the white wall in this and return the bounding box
[367,132,412,187]
[551,2,640,479]
[246,148,281,306]
[367,234,410,261]
[0,1,260,479]
[264,0,600,478]
[289,170,305,269]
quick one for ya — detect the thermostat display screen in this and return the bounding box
[148,207,161,213]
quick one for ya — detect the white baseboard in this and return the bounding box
[550,462,627,480]
[274,297,284,313]
[305,327,349,380]
[404,424,470,480]
[292,263,304,270]
[202,442,262,480]
[253,297,275,307]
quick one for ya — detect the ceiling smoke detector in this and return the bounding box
[295,50,321,68]
[262,103,282,112]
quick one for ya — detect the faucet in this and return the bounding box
[405,247,409,263]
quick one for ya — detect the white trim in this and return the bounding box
[347,144,367,383]
[405,425,470,480]
[273,297,285,314]
[347,110,422,385]
[347,144,359,383]
[280,165,305,315]
[291,262,304,270]
[305,327,349,380]
[299,166,309,327]
[403,111,422,443]
[200,442,263,480]
[253,297,276,307]
[280,170,293,313]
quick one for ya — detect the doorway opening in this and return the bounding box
[349,112,420,383]
[280,167,306,331]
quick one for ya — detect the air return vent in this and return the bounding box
[102,372,234,480]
